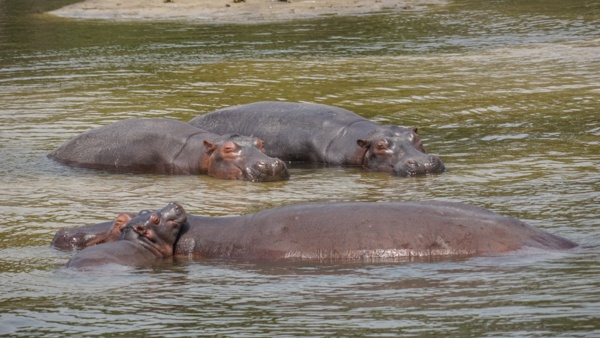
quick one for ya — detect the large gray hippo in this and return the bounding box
[48,118,289,182]
[66,203,187,269]
[188,102,445,177]
[53,201,577,260]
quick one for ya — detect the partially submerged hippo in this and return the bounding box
[66,203,187,269]
[48,118,289,182]
[189,102,445,176]
[54,201,576,260]
[52,212,136,251]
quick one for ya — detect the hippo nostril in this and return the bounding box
[257,161,266,167]
[405,159,418,168]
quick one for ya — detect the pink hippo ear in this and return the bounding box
[114,213,133,232]
[357,139,371,148]
[255,138,266,153]
[203,140,217,153]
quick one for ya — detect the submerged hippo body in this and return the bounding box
[66,203,187,269]
[48,118,289,182]
[54,202,577,260]
[189,102,445,176]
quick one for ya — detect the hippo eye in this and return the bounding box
[376,140,389,150]
[222,142,238,154]
[150,214,160,225]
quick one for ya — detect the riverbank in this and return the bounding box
[48,0,444,23]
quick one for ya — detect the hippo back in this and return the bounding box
[175,201,577,260]
[238,201,576,259]
[49,118,213,174]
[189,101,377,163]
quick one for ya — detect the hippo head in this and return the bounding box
[203,134,290,182]
[357,127,445,177]
[51,212,135,251]
[122,202,188,257]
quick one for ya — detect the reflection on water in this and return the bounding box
[0,0,599,336]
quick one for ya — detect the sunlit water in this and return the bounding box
[0,0,599,336]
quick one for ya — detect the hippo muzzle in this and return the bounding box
[393,154,445,177]
[242,158,290,182]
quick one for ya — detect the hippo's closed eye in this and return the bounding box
[134,224,148,236]
[376,139,389,150]
[222,142,239,154]
[150,213,160,225]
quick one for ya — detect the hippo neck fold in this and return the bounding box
[323,120,380,166]
[172,131,211,174]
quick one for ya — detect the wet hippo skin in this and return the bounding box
[66,203,187,269]
[189,102,445,176]
[54,201,577,260]
[48,118,289,182]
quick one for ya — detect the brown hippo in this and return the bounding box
[188,102,445,177]
[52,212,136,251]
[66,203,187,269]
[48,118,289,182]
[54,201,577,260]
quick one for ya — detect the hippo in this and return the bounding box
[54,201,577,260]
[66,203,187,269]
[48,118,289,182]
[188,102,445,176]
[52,212,136,251]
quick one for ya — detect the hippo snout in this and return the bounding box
[245,158,290,182]
[393,155,445,177]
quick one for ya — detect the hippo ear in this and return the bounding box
[203,140,217,153]
[115,213,133,232]
[413,127,419,134]
[357,139,371,148]
[255,138,266,152]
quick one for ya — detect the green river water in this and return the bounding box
[0,0,599,336]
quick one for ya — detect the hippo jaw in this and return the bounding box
[392,154,446,177]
